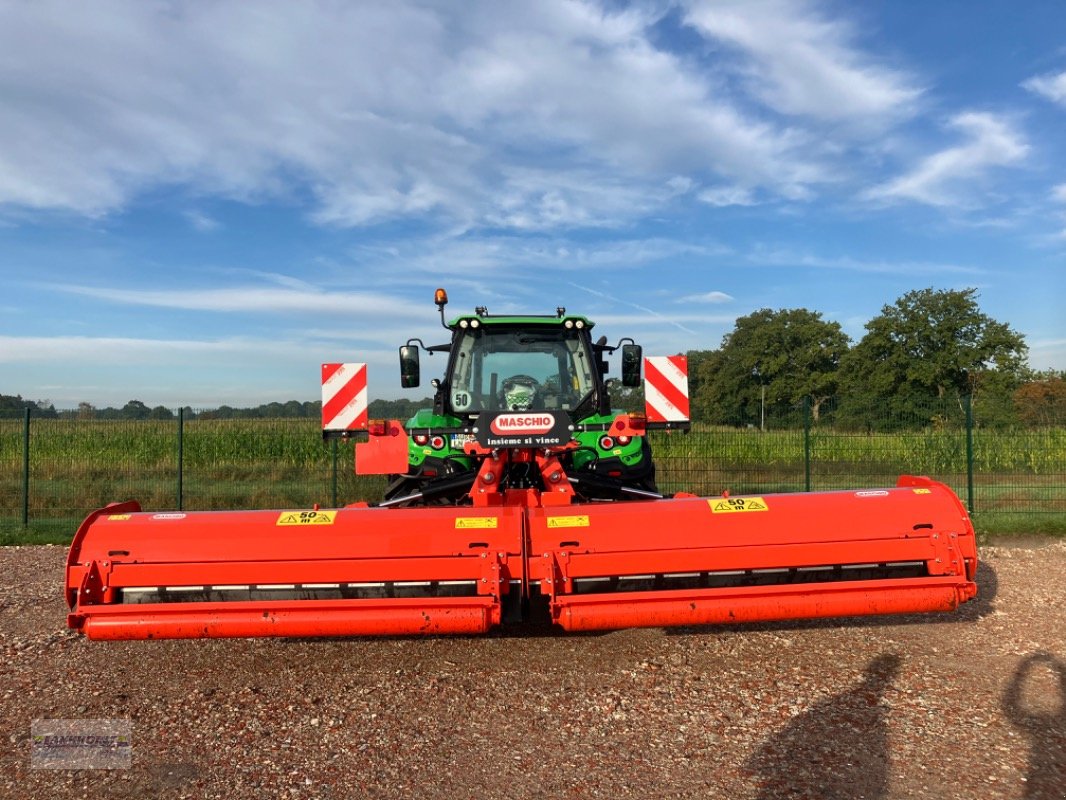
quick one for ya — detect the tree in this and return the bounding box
[684,349,718,421]
[0,394,31,418]
[1014,377,1066,426]
[695,309,850,425]
[838,288,1027,427]
[605,380,644,413]
[690,349,724,422]
[148,405,175,420]
[0,395,57,418]
[120,400,152,420]
[33,399,58,419]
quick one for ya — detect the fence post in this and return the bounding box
[177,408,184,511]
[803,396,811,493]
[21,406,31,526]
[331,439,339,508]
[964,394,975,515]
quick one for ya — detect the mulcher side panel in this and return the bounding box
[67,504,524,640]
[527,477,977,632]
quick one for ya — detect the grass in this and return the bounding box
[2,418,1063,545]
[972,512,1066,538]
[0,519,79,547]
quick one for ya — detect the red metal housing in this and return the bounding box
[66,476,977,641]
[67,503,524,640]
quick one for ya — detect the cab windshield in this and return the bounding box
[447,326,596,414]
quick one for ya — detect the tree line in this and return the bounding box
[685,287,1064,430]
[0,396,433,422]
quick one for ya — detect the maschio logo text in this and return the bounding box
[490,414,555,435]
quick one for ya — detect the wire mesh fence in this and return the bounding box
[2,395,1064,543]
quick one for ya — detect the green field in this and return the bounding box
[2,418,1064,544]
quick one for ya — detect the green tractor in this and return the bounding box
[382,289,661,506]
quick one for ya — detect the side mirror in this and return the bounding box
[621,344,643,387]
[399,345,420,388]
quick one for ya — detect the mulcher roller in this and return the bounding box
[66,475,977,640]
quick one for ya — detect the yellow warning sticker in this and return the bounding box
[709,497,769,514]
[455,517,498,529]
[912,488,932,495]
[547,515,590,528]
[107,514,132,521]
[276,510,337,526]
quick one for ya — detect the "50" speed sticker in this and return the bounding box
[709,497,769,513]
[276,510,337,526]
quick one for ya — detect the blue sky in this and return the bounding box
[1,0,1064,409]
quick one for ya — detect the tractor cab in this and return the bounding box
[442,317,600,418]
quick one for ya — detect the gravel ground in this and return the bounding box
[1,541,1064,799]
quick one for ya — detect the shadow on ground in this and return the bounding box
[1003,651,1066,799]
[744,652,901,799]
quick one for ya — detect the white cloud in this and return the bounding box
[698,186,758,207]
[1023,70,1066,106]
[863,112,1028,207]
[47,283,422,317]
[676,291,735,303]
[183,210,220,232]
[0,0,831,228]
[746,246,987,275]
[350,234,730,281]
[482,169,680,231]
[682,0,921,124]
[0,334,272,364]
[567,281,711,335]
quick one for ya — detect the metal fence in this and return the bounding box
[2,397,1064,542]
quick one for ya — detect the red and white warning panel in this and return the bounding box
[321,363,369,432]
[644,355,690,423]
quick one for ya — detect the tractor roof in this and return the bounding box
[447,313,595,329]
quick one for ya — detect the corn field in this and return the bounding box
[1,414,1064,543]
